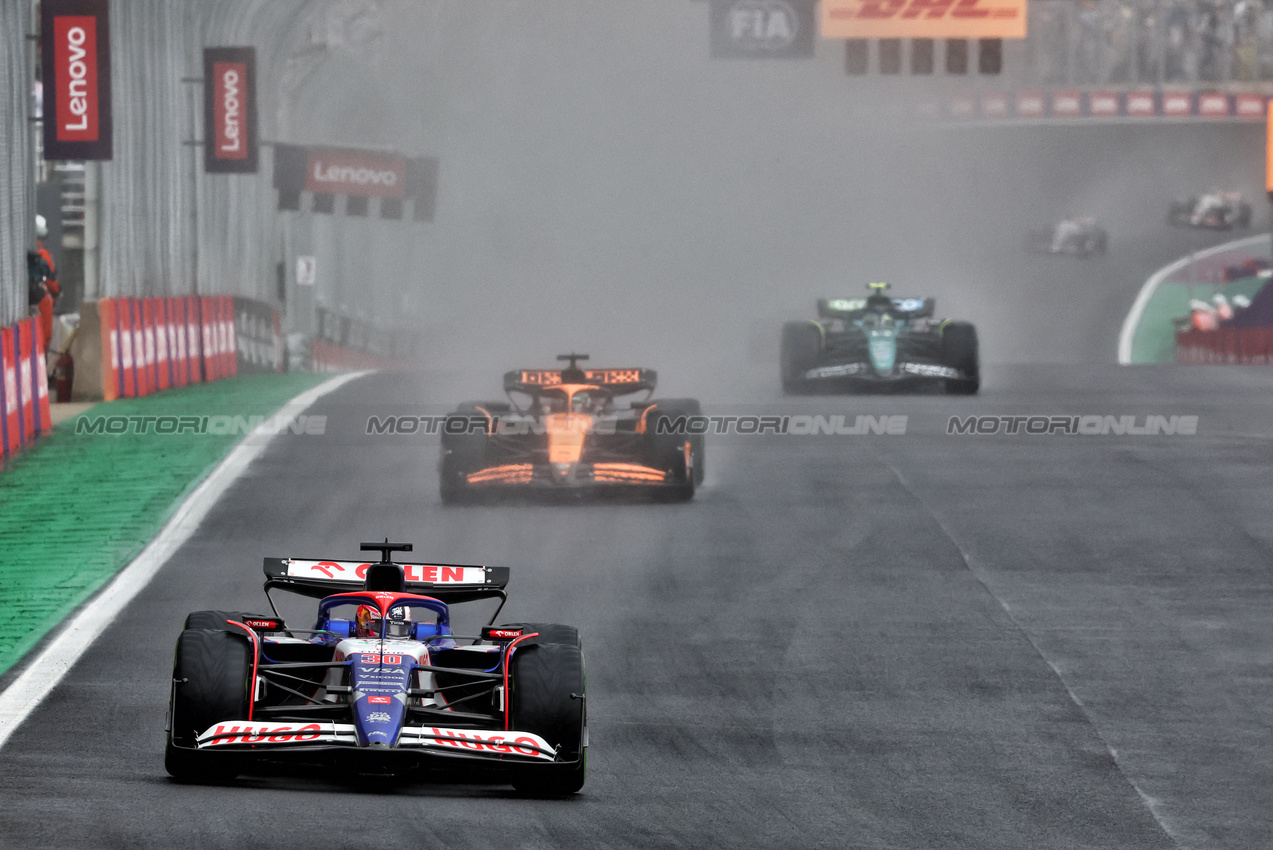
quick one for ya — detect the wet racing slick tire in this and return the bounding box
[509,642,587,796]
[645,399,703,501]
[941,322,980,395]
[780,321,822,395]
[165,628,253,782]
[440,402,492,505]
[496,623,581,648]
[182,610,246,631]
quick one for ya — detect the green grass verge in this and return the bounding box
[0,372,332,678]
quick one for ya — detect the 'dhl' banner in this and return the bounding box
[711,0,816,59]
[204,47,258,174]
[41,0,113,160]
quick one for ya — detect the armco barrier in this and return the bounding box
[1177,326,1273,365]
[99,296,238,402]
[0,316,52,465]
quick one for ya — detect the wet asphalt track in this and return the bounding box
[4,123,1273,848]
[3,361,1273,849]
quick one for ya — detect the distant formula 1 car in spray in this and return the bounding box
[780,283,979,395]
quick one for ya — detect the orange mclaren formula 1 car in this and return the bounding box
[439,354,704,503]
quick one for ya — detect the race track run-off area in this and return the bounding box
[2,366,1273,849]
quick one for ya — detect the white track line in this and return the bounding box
[0,370,368,751]
[1117,233,1268,365]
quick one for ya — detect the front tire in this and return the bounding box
[182,610,245,631]
[646,399,703,501]
[941,322,980,395]
[780,322,822,395]
[509,642,586,796]
[496,623,581,648]
[165,628,253,782]
[440,403,491,505]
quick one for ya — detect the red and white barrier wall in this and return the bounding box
[1177,327,1273,365]
[0,317,52,465]
[944,90,1269,123]
[97,295,238,401]
[310,340,404,372]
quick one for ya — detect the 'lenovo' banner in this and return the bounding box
[711,0,816,59]
[41,0,113,160]
[821,0,1027,40]
[204,47,258,174]
[275,144,438,221]
[306,149,406,199]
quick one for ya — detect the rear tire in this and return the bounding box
[780,322,821,395]
[509,643,586,796]
[165,628,253,782]
[941,322,980,395]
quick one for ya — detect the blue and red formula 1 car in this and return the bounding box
[164,541,586,794]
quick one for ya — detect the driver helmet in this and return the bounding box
[356,604,414,638]
[537,393,565,415]
[355,604,382,638]
[865,282,893,311]
[571,391,592,413]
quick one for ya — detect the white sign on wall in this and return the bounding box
[296,255,316,287]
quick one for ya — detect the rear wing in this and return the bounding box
[817,297,935,319]
[503,368,657,396]
[263,557,509,603]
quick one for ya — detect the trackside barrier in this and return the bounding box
[233,297,285,375]
[0,316,52,465]
[944,90,1270,123]
[1119,234,1269,364]
[1177,327,1273,364]
[310,340,404,372]
[99,296,239,402]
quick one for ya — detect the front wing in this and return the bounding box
[195,720,558,762]
[462,433,678,489]
[803,361,963,382]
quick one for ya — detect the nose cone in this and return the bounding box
[546,413,591,483]
[867,331,897,375]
